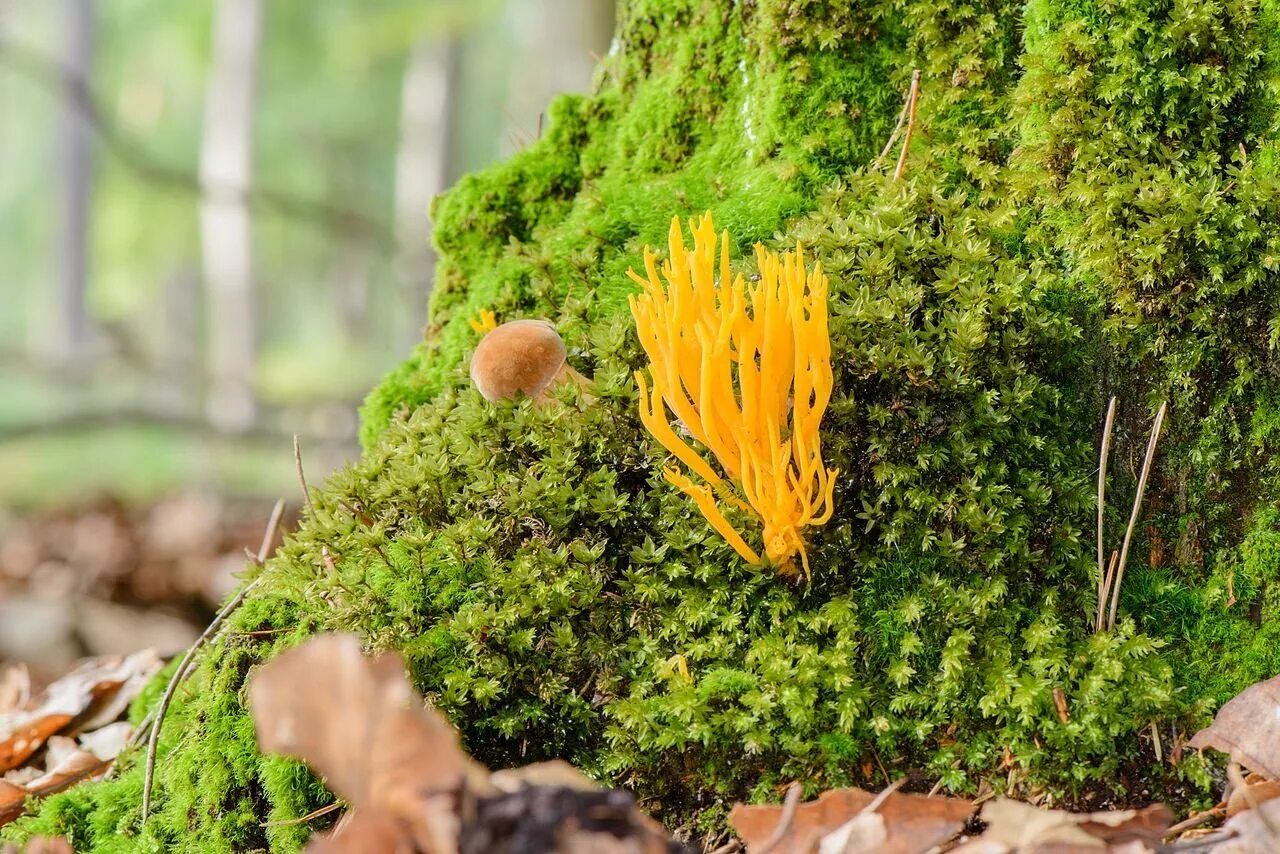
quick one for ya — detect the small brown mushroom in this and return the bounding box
[469,319,591,403]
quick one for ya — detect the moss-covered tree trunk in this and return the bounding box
[11,0,1280,850]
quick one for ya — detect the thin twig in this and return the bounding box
[892,70,921,182]
[862,776,907,815]
[1108,401,1168,630]
[872,85,911,171]
[1097,550,1119,634]
[1096,397,1117,632]
[259,800,345,828]
[293,434,315,516]
[706,841,742,854]
[1169,833,1239,852]
[1164,807,1223,838]
[140,499,285,823]
[1150,720,1163,764]
[757,783,804,854]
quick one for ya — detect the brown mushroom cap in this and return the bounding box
[469,319,568,402]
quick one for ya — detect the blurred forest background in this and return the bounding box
[0,0,614,676]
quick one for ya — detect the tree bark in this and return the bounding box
[200,0,263,433]
[394,37,459,343]
[499,0,614,157]
[50,0,96,367]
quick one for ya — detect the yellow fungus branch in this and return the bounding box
[468,308,498,335]
[629,212,839,576]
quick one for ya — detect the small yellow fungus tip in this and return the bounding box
[629,212,838,578]
[468,308,498,335]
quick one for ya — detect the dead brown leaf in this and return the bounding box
[23,736,107,796]
[248,633,486,854]
[490,760,599,793]
[1210,796,1280,853]
[0,780,27,824]
[0,649,159,772]
[949,799,1171,852]
[0,667,30,715]
[76,722,131,764]
[1226,771,1280,818]
[1189,674,1280,779]
[728,786,973,853]
[249,634,687,854]
[306,810,418,854]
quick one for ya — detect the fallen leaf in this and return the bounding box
[818,812,887,853]
[24,735,107,795]
[1211,797,1280,853]
[0,667,29,714]
[0,780,26,824]
[1189,674,1280,779]
[306,810,415,854]
[953,799,1171,852]
[0,649,160,772]
[72,648,162,733]
[76,721,132,763]
[728,786,973,853]
[1228,782,1280,819]
[2,768,40,787]
[248,634,484,854]
[490,760,599,793]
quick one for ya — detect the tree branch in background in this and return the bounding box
[0,35,396,248]
[0,406,356,445]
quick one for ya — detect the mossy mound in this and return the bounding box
[11,0,1280,850]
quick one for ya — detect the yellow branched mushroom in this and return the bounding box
[629,213,838,577]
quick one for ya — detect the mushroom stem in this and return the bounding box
[542,363,594,405]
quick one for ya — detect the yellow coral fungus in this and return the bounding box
[629,212,838,577]
[468,308,498,334]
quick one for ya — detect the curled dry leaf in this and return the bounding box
[76,721,132,763]
[949,799,1172,852]
[1211,797,1280,853]
[248,634,686,854]
[0,731,118,828]
[0,649,160,772]
[817,812,887,853]
[0,781,26,825]
[1224,770,1280,818]
[728,786,973,853]
[1189,674,1280,779]
[21,735,107,796]
[489,760,599,794]
[0,666,30,714]
[247,633,487,854]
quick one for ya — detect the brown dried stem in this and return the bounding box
[1107,401,1167,630]
[1096,396,1117,632]
[892,70,921,181]
[140,499,285,822]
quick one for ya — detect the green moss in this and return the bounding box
[13,0,1280,849]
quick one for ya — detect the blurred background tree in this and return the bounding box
[0,0,613,673]
[0,0,615,508]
